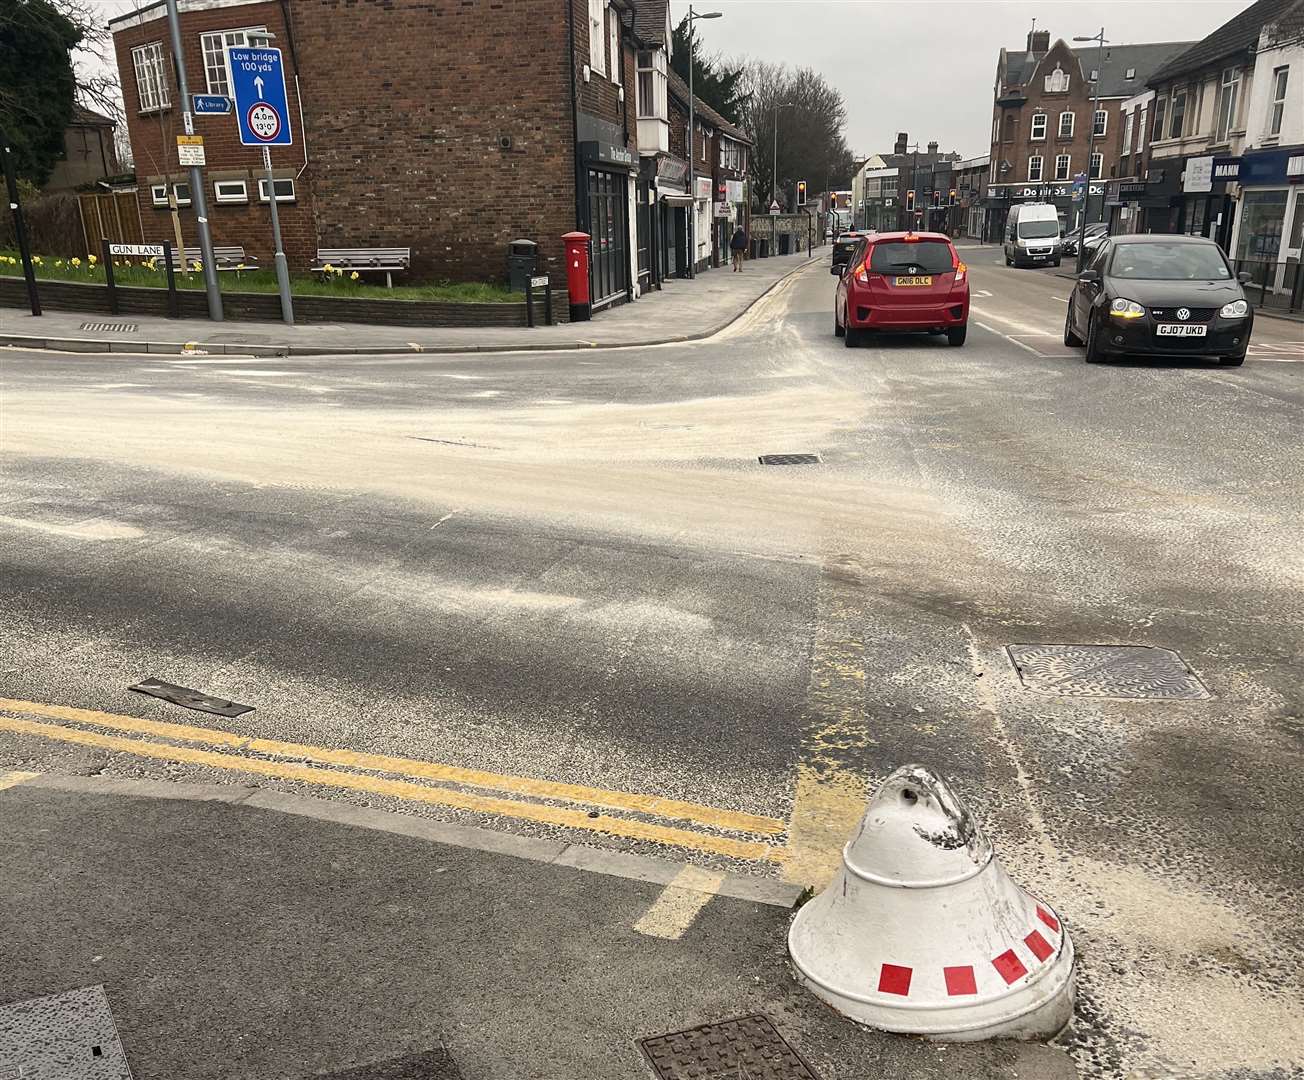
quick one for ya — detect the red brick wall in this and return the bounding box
[111,2,317,267]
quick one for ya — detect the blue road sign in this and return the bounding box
[227,46,292,147]
[192,94,231,115]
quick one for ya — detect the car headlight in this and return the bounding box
[1109,298,1145,319]
[1219,299,1249,318]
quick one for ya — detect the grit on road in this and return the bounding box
[2,250,1302,1078]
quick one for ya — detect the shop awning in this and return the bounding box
[659,193,695,206]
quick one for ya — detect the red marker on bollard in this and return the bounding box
[562,231,591,323]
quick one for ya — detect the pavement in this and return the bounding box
[0,250,817,356]
[2,246,1302,1079]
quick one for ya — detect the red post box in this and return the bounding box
[562,230,591,322]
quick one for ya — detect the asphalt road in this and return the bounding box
[2,249,1301,1078]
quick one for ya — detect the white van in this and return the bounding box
[1003,203,1062,268]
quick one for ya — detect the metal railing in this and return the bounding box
[1232,257,1304,314]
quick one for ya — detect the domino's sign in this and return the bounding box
[227,46,293,147]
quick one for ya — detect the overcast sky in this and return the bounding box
[670,0,1251,160]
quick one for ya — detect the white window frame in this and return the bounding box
[213,179,248,204]
[992,116,1000,144]
[131,41,170,113]
[1090,152,1103,180]
[607,5,620,86]
[1138,107,1148,153]
[150,182,191,207]
[636,50,666,120]
[1269,66,1289,136]
[1169,91,1187,139]
[258,177,295,203]
[1059,111,1075,139]
[200,27,266,97]
[1123,111,1134,154]
[1044,68,1070,93]
[1030,113,1047,141]
[1217,67,1241,142]
[1028,155,1044,182]
[1054,154,1071,181]
[1093,110,1107,138]
[588,0,606,77]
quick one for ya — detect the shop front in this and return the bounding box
[1229,146,1304,309]
[712,178,746,266]
[579,139,636,310]
[1174,155,1240,250]
[656,155,691,280]
[985,180,1108,243]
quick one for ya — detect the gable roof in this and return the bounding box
[1002,38,1196,98]
[666,69,751,143]
[632,0,670,48]
[71,105,116,128]
[1148,0,1299,83]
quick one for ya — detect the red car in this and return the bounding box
[834,231,970,347]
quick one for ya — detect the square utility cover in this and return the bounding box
[639,1014,819,1080]
[1006,644,1210,700]
[0,985,133,1079]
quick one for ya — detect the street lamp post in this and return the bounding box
[772,101,794,209]
[686,5,722,279]
[1074,29,1108,273]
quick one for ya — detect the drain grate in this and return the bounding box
[1006,644,1210,700]
[0,985,134,1079]
[640,1014,820,1080]
[80,322,138,333]
[128,677,254,717]
[316,1048,463,1079]
[758,453,821,466]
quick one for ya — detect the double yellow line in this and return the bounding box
[0,698,784,862]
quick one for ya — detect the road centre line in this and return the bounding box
[634,864,725,940]
[969,305,1060,338]
[0,714,781,862]
[0,698,784,837]
[976,322,1046,357]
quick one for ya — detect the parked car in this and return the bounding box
[1063,234,1254,366]
[831,231,865,274]
[1064,222,1108,257]
[1003,203,1063,267]
[834,231,970,347]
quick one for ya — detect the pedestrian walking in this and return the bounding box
[729,226,747,272]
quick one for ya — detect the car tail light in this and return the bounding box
[953,260,967,283]
[853,259,869,283]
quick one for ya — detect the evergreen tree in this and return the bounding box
[670,16,746,126]
[0,0,81,185]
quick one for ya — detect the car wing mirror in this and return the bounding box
[1077,269,1101,284]
[1236,270,1253,284]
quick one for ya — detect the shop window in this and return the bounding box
[131,42,170,112]
[1235,189,1287,262]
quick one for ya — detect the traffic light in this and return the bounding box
[949,189,958,206]
[796,180,807,206]
[905,190,915,212]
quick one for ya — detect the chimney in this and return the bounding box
[894,132,908,156]
[927,141,939,156]
[1027,29,1050,53]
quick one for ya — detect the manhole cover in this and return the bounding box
[0,985,134,1079]
[639,1014,820,1080]
[758,454,821,466]
[128,678,253,718]
[315,1048,462,1079]
[79,323,138,333]
[1006,644,1211,700]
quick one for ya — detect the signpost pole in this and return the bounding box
[525,275,535,328]
[263,145,294,326]
[2,135,41,316]
[164,0,222,321]
[102,238,119,315]
[163,240,179,317]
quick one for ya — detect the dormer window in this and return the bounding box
[1045,65,1070,93]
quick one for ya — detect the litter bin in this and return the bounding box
[506,238,538,291]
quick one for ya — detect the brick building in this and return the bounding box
[986,29,1192,241]
[110,0,643,308]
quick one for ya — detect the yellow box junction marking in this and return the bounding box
[633,864,725,940]
[0,710,781,863]
[0,697,782,836]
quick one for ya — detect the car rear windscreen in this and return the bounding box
[869,241,954,274]
[1109,243,1232,280]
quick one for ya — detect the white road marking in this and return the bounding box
[1051,296,1069,303]
[634,864,725,940]
[0,515,145,541]
[429,509,460,530]
[974,289,994,297]
[969,304,1059,337]
[0,771,40,791]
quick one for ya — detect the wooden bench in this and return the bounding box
[313,247,412,288]
[169,245,258,274]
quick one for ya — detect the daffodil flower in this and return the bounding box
[350,271,359,281]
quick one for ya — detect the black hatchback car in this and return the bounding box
[1064,235,1254,365]
[831,231,865,274]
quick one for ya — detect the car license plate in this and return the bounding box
[1156,324,1207,337]
[894,276,932,287]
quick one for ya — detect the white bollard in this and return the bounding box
[787,764,1075,1041]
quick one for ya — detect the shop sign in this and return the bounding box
[1183,156,1214,193]
[581,140,635,168]
[1239,147,1303,186]
[1213,157,1242,181]
[694,176,712,201]
[724,179,745,203]
[657,156,689,186]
